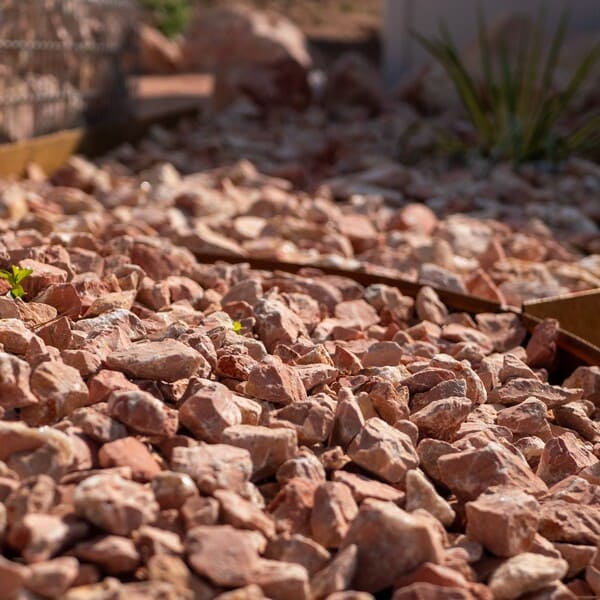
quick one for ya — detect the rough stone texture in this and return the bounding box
[74,473,159,535]
[246,356,307,405]
[341,500,445,593]
[465,488,540,556]
[186,525,260,587]
[438,441,548,500]
[405,469,455,526]
[171,443,253,495]
[179,379,242,442]
[108,389,178,438]
[488,553,568,600]
[106,340,204,382]
[221,424,297,479]
[0,30,598,597]
[311,481,358,549]
[347,418,418,485]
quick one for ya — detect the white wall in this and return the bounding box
[383,0,600,86]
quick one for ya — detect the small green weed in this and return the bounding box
[412,7,600,165]
[0,265,33,299]
[141,0,191,38]
[232,320,243,333]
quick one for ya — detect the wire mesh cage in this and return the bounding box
[0,0,137,143]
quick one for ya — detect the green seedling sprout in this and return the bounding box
[0,265,33,299]
[232,320,243,333]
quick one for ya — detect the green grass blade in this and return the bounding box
[14,267,33,283]
[541,9,569,89]
[412,28,495,143]
[565,113,600,151]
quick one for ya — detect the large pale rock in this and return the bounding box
[488,553,568,600]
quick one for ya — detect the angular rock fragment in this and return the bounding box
[341,500,445,593]
[106,340,203,381]
[347,418,418,485]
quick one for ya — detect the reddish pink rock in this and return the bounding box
[272,397,335,446]
[74,473,159,536]
[310,544,358,599]
[179,379,242,442]
[388,204,438,236]
[331,387,365,448]
[475,313,527,353]
[526,318,559,369]
[265,534,330,576]
[23,358,88,425]
[186,525,261,587]
[564,366,600,407]
[221,424,297,479]
[0,318,36,354]
[537,433,597,486]
[0,555,30,598]
[438,441,547,500]
[87,369,138,404]
[311,481,358,549]
[171,443,252,494]
[98,437,162,481]
[489,378,582,408]
[246,355,307,405]
[362,341,404,367]
[332,471,405,505]
[71,407,128,443]
[250,558,310,600]
[35,282,83,318]
[269,478,317,537]
[497,397,551,441]
[410,397,472,442]
[108,389,178,438]
[539,499,600,544]
[465,487,540,557]
[73,535,139,574]
[334,300,379,329]
[106,340,203,382]
[151,471,197,510]
[347,418,418,485]
[401,369,456,395]
[341,500,445,593]
[488,552,568,600]
[0,352,38,408]
[19,259,68,298]
[405,469,455,526]
[392,583,475,599]
[215,489,276,539]
[8,513,88,564]
[253,298,309,352]
[415,287,448,326]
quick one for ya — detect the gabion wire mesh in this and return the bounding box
[0,0,137,143]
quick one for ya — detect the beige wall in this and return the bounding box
[383,0,600,86]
